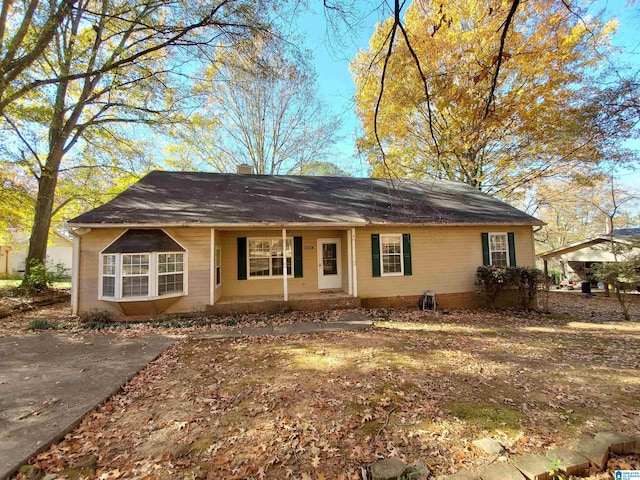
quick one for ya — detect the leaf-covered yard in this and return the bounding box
[11,293,640,479]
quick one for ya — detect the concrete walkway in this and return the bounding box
[0,313,373,479]
[0,333,175,480]
[192,312,373,339]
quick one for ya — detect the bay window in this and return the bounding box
[100,229,186,301]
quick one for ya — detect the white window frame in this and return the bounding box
[247,237,293,279]
[99,251,188,302]
[157,252,185,296]
[121,253,151,298]
[380,234,404,277]
[101,254,117,298]
[488,232,509,267]
[215,246,222,286]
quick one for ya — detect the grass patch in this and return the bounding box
[0,278,21,290]
[361,420,383,436]
[28,319,60,330]
[444,401,526,434]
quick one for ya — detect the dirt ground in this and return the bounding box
[5,291,639,479]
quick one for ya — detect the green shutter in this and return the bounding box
[402,233,412,276]
[481,232,490,266]
[507,232,516,266]
[371,234,381,277]
[293,236,303,278]
[237,237,247,280]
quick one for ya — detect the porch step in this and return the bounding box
[207,295,361,315]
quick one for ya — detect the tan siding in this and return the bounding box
[355,225,535,299]
[162,228,210,313]
[78,227,211,315]
[77,228,126,315]
[77,224,536,315]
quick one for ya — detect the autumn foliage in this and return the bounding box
[352,0,617,197]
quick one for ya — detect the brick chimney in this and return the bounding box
[237,164,253,174]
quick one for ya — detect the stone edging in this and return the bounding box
[367,431,639,480]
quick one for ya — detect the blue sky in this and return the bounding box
[300,0,640,184]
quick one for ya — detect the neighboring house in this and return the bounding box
[538,228,640,285]
[0,230,73,278]
[67,170,542,316]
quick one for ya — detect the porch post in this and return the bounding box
[347,229,353,295]
[282,228,288,301]
[351,228,358,297]
[210,228,215,306]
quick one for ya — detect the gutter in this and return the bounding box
[66,221,544,229]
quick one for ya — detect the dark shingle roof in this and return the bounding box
[69,171,542,226]
[610,228,640,241]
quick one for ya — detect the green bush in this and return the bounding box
[513,267,545,310]
[475,265,516,309]
[28,319,58,330]
[475,265,543,310]
[22,259,69,293]
[79,307,115,329]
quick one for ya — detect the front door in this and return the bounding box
[317,238,341,289]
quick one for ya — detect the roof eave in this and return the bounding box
[66,220,542,229]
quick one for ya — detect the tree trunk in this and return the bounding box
[23,155,62,288]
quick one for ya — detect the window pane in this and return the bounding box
[490,234,507,251]
[158,273,183,295]
[122,276,149,297]
[122,254,149,275]
[250,257,270,277]
[491,252,508,267]
[271,239,283,257]
[383,254,402,274]
[381,237,401,254]
[272,257,283,276]
[102,276,115,297]
[322,243,338,275]
[103,255,116,275]
[249,240,270,257]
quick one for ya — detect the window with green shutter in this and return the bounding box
[481,232,516,267]
[372,233,412,276]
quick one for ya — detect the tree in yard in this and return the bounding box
[0,0,77,115]
[0,0,270,291]
[287,160,350,177]
[169,34,341,175]
[528,177,640,253]
[582,172,640,321]
[350,0,617,198]
[590,246,640,322]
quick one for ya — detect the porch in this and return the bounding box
[207,290,360,315]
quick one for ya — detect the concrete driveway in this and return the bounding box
[0,333,175,479]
